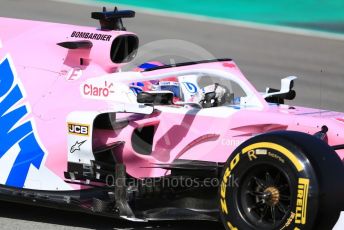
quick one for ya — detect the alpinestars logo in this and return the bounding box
[0,55,46,188]
[70,140,86,153]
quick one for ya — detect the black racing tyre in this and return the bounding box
[219,131,344,230]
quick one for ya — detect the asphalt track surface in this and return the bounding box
[0,0,343,229]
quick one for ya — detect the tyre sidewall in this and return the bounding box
[219,135,319,230]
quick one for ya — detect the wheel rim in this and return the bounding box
[238,164,292,228]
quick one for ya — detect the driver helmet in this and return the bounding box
[130,61,164,94]
[158,77,181,102]
[131,77,182,103]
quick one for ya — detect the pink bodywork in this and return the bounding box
[1,18,343,190]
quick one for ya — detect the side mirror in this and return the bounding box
[280,76,296,93]
[264,76,297,104]
[137,91,174,105]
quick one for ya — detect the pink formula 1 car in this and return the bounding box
[0,7,343,230]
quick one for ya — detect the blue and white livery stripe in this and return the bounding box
[0,55,45,188]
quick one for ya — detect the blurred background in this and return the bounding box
[0,0,343,229]
[101,0,344,33]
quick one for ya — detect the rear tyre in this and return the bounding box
[219,131,343,230]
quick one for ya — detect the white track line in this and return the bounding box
[53,0,344,41]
